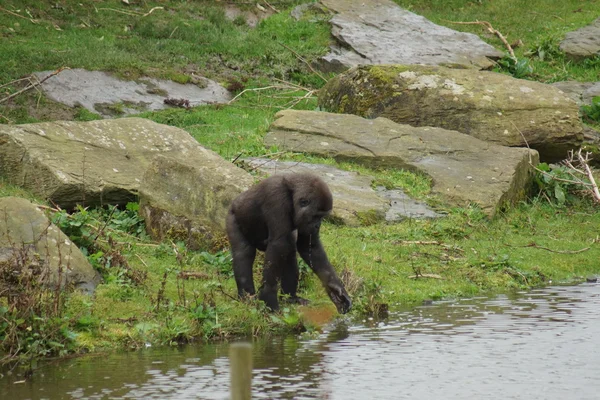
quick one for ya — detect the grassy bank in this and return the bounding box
[1,0,599,368]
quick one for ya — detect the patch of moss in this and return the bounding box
[355,209,385,226]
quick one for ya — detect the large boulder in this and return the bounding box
[243,158,441,225]
[559,18,600,60]
[0,118,228,209]
[0,197,101,293]
[316,0,503,72]
[318,65,583,161]
[138,155,254,250]
[264,110,539,216]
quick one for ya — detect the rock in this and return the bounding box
[34,69,231,118]
[139,155,254,250]
[224,4,273,28]
[0,197,101,293]
[291,3,329,21]
[582,126,600,167]
[552,81,600,106]
[374,186,442,221]
[0,118,233,209]
[243,158,442,225]
[316,0,503,72]
[318,65,583,162]
[559,18,600,60]
[265,110,539,216]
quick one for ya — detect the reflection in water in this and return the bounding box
[2,284,599,399]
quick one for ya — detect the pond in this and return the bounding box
[2,283,599,399]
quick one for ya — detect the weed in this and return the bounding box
[495,55,533,79]
[581,96,600,123]
[534,163,582,206]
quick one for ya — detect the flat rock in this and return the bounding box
[34,69,231,118]
[265,110,539,216]
[316,0,503,72]
[319,65,583,162]
[244,158,441,225]
[552,81,600,106]
[0,197,101,293]
[560,18,600,60]
[0,118,245,209]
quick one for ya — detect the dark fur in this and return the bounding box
[226,173,352,313]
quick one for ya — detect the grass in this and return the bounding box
[1,0,600,366]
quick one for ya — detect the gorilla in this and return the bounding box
[226,173,352,314]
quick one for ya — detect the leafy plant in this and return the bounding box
[534,163,580,206]
[495,55,533,78]
[581,96,600,123]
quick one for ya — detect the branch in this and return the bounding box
[277,42,328,83]
[0,67,68,104]
[575,149,600,202]
[445,20,516,60]
[509,242,591,254]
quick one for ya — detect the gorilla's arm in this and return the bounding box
[297,232,352,314]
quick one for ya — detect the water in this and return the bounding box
[2,283,599,399]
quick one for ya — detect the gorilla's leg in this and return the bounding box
[260,235,296,311]
[226,212,257,298]
[281,258,310,305]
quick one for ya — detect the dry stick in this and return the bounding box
[263,1,280,13]
[228,85,291,104]
[445,20,516,60]
[510,243,591,254]
[0,76,32,90]
[278,42,328,83]
[0,7,38,23]
[135,253,149,269]
[575,150,600,202]
[0,67,68,104]
[142,7,164,17]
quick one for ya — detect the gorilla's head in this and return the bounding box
[289,174,333,235]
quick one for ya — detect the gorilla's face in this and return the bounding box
[294,191,332,235]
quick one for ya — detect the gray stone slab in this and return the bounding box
[317,0,503,71]
[552,81,600,106]
[34,69,231,118]
[560,18,600,60]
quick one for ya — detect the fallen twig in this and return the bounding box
[0,7,38,23]
[564,149,600,203]
[178,271,211,280]
[278,42,328,83]
[445,20,516,60]
[0,67,68,105]
[262,1,280,13]
[508,242,591,254]
[408,273,442,280]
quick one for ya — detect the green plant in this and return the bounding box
[495,55,533,78]
[533,163,580,206]
[581,96,600,123]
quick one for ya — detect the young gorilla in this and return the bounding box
[226,173,352,314]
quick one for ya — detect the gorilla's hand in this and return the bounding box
[325,279,352,314]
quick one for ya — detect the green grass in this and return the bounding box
[1,0,600,363]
